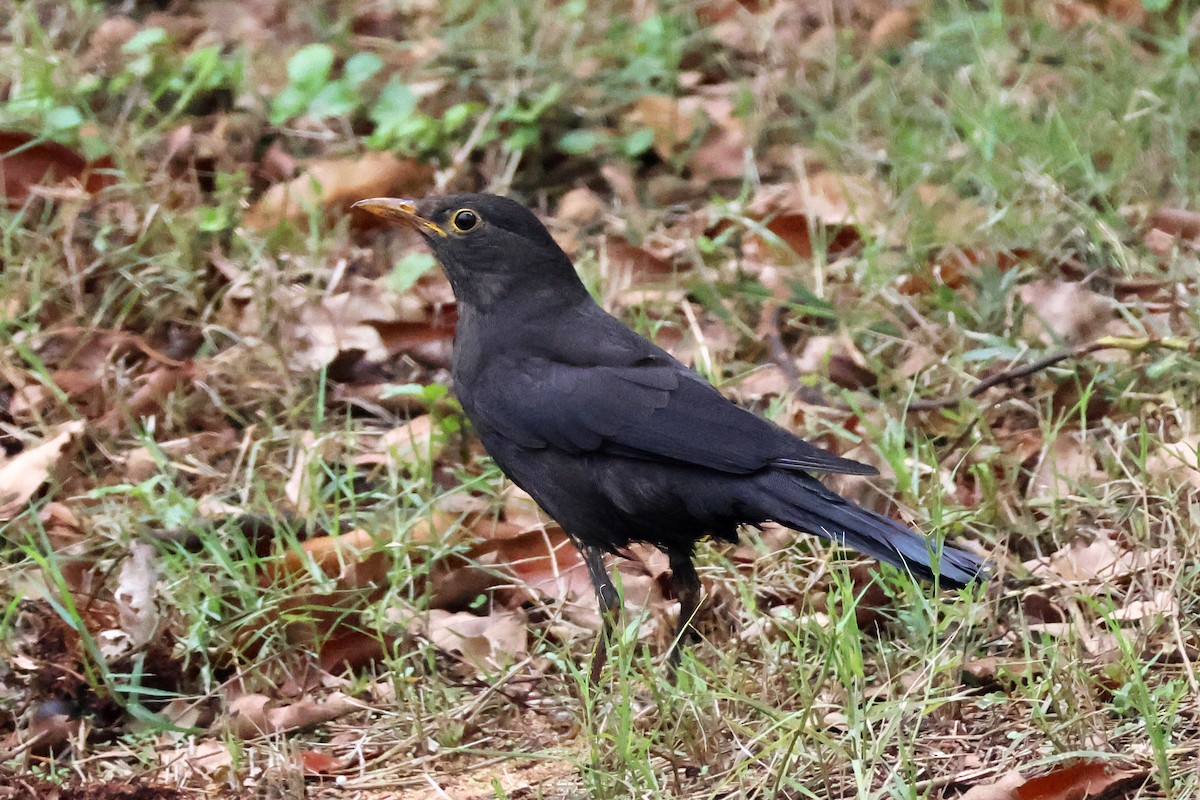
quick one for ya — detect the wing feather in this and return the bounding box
[473,355,876,476]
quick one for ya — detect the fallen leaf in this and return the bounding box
[82,16,139,68]
[1111,590,1178,623]
[0,131,116,208]
[1145,434,1200,490]
[555,186,607,227]
[1028,432,1103,499]
[0,420,85,521]
[356,415,445,466]
[1042,2,1102,30]
[602,234,676,278]
[688,88,748,184]
[959,770,1025,800]
[244,151,433,230]
[600,161,640,208]
[482,527,592,605]
[1147,206,1200,239]
[94,364,191,436]
[21,708,75,757]
[731,365,791,402]
[225,692,358,738]
[275,279,439,372]
[263,692,359,734]
[278,528,392,590]
[1019,280,1121,345]
[795,334,877,390]
[299,749,354,776]
[627,94,701,160]
[1026,533,1149,583]
[319,629,396,673]
[420,609,528,669]
[1142,227,1177,258]
[1021,592,1067,625]
[746,172,883,259]
[868,6,921,50]
[962,656,1043,687]
[1016,762,1146,800]
[113,542,161,651]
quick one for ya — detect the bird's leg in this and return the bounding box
[581,544,620,684]
[666,551,702,672]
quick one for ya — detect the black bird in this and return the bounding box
[353,193,986,677]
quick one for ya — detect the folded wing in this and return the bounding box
[477,354,877,476]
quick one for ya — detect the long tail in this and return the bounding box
[752,471,987,589]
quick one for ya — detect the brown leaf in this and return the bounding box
[627,94,702,160]
[1111,589,1178,623]
[1019,280,1123,346]
[1016,762,1145,800]
[259,139,298,183]
[1028,433,1103,499]
[688,89,748,183]
[0,131,116,208]
[265,692,358,733]
[962,656,1043,686]
[94,364,191,436]
[747,172,882,259]
[112,542,162,653]
[556,186,607,227]
[318,629,395,674]
[796,335,878,390]
[271,280,438,372]
[481,527,593,605]
[299,749,355,776]
[1145,434,1200,490]
[1099,0,1145,25]
[1147,206,1200,239]
[1022,592,1067,625]
[603,234,676,278]
[600,161,640,208]
[731,365,791,402]
[361,415,445,466]
[868,6,921,50]
[959,771,1025,800]
[419,609,528,669]
[254,527,393,659]
[1042,2,1103,30]
[0,420,85,521]
[244,152,433,230]
[367,313,457,359]
[1025,533,1149,583]
[277,529,392,591]
[225,692,357,738]
[21,709,75,757]
[83,16,139,68]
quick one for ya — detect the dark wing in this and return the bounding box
[473,353,877,476]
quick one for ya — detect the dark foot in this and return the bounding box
[666,551,702,675]
[582,544,620,684]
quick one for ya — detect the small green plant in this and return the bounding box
[271,44,382,124]
[367,79,480,154]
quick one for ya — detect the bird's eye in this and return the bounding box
[451,209,479,232]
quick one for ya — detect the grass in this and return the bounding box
[1,1,1199,797]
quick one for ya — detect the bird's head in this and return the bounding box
[353,193,586,311]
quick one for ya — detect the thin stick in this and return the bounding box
[906,335,1192,412]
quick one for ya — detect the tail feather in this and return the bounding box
[754,471,987,589]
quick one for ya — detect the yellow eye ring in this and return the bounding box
[451,209,479,232]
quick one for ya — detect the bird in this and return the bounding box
[352,193,987,679]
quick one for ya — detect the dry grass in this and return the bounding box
[1,1,1198,798]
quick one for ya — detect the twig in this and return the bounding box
[758,302,835,407]
[906,335,1192,412]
